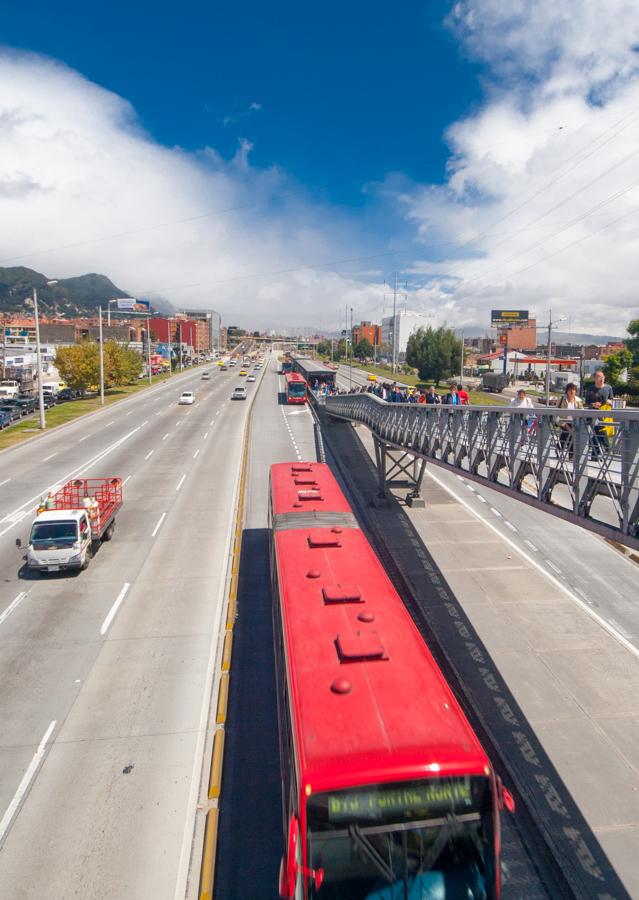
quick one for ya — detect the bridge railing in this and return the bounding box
[325,394,639,545]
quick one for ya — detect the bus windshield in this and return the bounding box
[306,776,495,899]
[30,521,78,548]
[288,382,307,397]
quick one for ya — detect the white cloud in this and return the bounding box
[395,0,639,336]
[0,51,376,330]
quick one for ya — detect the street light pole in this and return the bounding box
[147,317,152,384]
[460,330,464,387]
[544,309,567,405]
[98,306,105,406]
[33,287,46,429]
[349,306,353,391]
[392,271,398,375]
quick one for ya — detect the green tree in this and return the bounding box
[405,326,462,385]
[316,340,331,357]
[55,343,100,392]
[354,338,373,361]
[603,349,633,387]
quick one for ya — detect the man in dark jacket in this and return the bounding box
[584,370,613,460]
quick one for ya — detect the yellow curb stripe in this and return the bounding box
[198,807,219,900]
[216,671,230,724]
[208,728,225,799]
[221,631,233,672]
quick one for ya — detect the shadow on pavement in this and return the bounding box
[215,527,281,900]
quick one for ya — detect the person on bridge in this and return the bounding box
[584,369,614,460]
[425,386,441,404]
[510,389,534,409]
[557,383,584,458]
[456,383,470,404]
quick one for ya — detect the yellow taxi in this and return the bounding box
[238,369,248,376]
[367,373,377,382]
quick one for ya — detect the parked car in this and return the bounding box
[0,404,22,422]
[13,398,37,415]
[0,410,12,429]
[55,388,79,403]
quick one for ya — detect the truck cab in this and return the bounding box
[24,509,93,572]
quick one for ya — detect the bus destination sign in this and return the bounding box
[491,309,529,326]
[327,778,473,824]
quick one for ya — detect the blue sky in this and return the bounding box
[2,0,639,333]
[1,0,480,205]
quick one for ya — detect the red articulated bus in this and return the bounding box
[269,461,514,900]
[285,372,308,404]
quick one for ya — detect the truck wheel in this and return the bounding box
[82,546,93,570]
[103,522,115,542]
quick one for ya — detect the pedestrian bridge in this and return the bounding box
[324,394,639,549]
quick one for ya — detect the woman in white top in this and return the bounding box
[510,389,535,409]
[557,383,584,458]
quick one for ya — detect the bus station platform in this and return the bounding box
[325,417,639,900]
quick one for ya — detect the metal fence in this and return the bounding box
[325,394,639,546]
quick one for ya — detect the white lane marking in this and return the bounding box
[504,521,518,532]
[546,560,562,575]
[104,420,115,428]
[144,450,154,461]
[466,484,476,492]
[425,468,639,661]
[155,410,162,416]
[175,421,182,428]
[151,512,167,537]
[476,495,487,503]
[123,475,132,486]
[203,432,209,439]
[490,507,502,517]
[100,583,131,636]
[0,720,56,846]
[209,419,215,426]
[78,434,91,443]
[0,478,10,487]
[524,539,539,552]
[141,420,148,426]
[193,449,200,459]
[185,411,191,416]
[162,433,169,441]
[176,473,186,492]
[42,453,58,462]
[0,592,27,628]
[125,411,133,416]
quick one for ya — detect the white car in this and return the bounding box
[178,391,195,405]
[231,387,247,401]
[246,375,256,382]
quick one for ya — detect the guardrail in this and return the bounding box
[325,394,639,547]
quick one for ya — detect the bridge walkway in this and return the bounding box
[323,412,639,900]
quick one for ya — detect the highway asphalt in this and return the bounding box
[0,359,264,899]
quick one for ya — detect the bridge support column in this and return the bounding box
[372,437,427,507]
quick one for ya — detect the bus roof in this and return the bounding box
[271,463,490,794]
[270,461,352,516]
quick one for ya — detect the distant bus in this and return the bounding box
[284,372,307,404]
[281,359,294,374]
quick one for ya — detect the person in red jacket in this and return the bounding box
[456,383,470,405]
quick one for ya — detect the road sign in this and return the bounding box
[491,309,529,326]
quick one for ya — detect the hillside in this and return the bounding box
[0,266,172,317]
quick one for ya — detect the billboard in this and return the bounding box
[491,309,529,326]
[116,298,150,313]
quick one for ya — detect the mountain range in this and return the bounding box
[0,266,173,317]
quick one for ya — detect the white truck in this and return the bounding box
[18,477,122,573]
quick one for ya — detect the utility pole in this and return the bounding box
[349,306,353,391]
[146,317,152,384]
[98,306,105,406]
[545,309,553,406]
[392,271,398,375]
[502,328,509,377]
[33,288,46,429]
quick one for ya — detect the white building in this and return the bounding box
[381,311,435,360]
[180,308,222,351]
